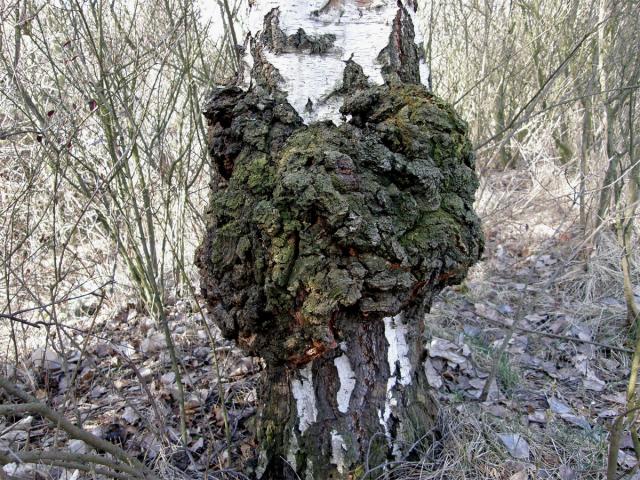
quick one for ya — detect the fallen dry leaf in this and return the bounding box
[498,433,529,460]
[428,337,467,365]
[424,358,443,389]
[141,333,166,354]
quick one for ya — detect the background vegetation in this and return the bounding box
[0,0,638,478]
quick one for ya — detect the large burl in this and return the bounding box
[196,81,483,367]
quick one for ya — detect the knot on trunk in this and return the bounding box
[196,84,483,366]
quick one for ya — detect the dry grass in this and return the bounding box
[373,404,606,480]
[407,151,637,480]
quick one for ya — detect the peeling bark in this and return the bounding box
[333,350,355,414]
[197,1,482,478]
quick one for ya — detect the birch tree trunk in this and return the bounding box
[239,0,429,124]
[197,1,482,478]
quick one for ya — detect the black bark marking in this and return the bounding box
[261,8,336,55]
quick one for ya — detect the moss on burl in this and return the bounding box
[196,83,483,365]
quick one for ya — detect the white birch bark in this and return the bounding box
[242,0,427,124]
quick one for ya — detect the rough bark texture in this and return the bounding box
[196,1,482,478]
[197,81,481,366]
[256,307,438,479]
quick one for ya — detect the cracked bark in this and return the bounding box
[197,1,482,478]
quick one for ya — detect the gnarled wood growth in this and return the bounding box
[196,1,483,478]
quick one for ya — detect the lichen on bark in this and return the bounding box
[196,81,483,367]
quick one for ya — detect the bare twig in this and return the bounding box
[0,378,158,480]
[0,448,142,478]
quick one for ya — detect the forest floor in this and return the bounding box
[1,168,639,480]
